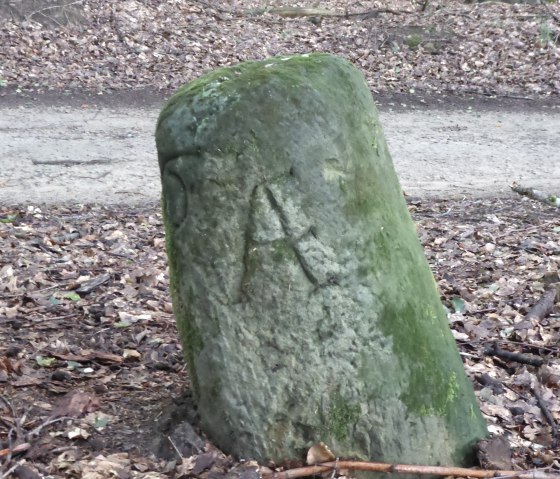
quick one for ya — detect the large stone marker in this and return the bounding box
[155,53,487,465]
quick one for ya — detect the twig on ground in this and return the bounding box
[531,385,560,446]
[499,339,559,354]
[539,0,560,26]
[35,312,80,322]
[0,395,25,444]
[511,183,560,208]
[515,285,559,331]
[0,442,31,459]
[75,272,111,294]
[1,459,26,478]
[461,90,535,101]
[476,373,505,394]
[494,220,559,240]
[29,416,70,438]
[110,5,125,43]
[186,0,225,20]
[188,1,413,19]
[167,435,184,462]
[31,159,113,166]
[484,342,545,367]
[265,7,414,18]
[25,0,83,23]
[263,460,560,479]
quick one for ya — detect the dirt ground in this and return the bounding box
[1,91,559,205]
[1,196,559,478]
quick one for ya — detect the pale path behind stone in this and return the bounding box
[1,103,559,204]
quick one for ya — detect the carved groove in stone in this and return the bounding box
[162,164,187,226]
[264,185,319,287]
[237,184,259,302]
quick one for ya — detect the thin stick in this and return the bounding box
[525,286,559,322]
[539,0,560,26]
[29,416,70,437]
[167,435,184,461]
[532,386,559,445]
[264,461,560,479]
[2,459,26,478]
[484,342,544,367]
[0,442,30,458]
[25,0,83,22]
[188,1,413,18]
[510,183,560,207]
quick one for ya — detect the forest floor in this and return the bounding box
[1,199,559,478]
[1,1,560,478]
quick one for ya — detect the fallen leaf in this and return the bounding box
[50,391,100,419]
[306,442,335,465]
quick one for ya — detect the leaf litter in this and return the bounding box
[0,0,559,98]
[0,197,558,477]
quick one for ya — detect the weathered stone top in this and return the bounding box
[156,53,371,165]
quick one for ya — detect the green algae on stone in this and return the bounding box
[325,392,361,442]
[155,53,487,465]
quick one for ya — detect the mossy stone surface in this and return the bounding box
[155,53,487,464]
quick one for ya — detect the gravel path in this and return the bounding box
[1,100,559,205]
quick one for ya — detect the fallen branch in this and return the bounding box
[25,0,83,23]
[75,272,111,294]
[476,373,505,394]
[461,90,535,101]
[188,1,413,19]
[510,183,560,208]
[484,342,545,367]
[0,442,30,458]
[29,416,71,438]
[263,460,560,479]
[1,459,26,479]
[263,7,413,18]
[515,285,559,331]
[32,159,113,165]
[531,385,559,446]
